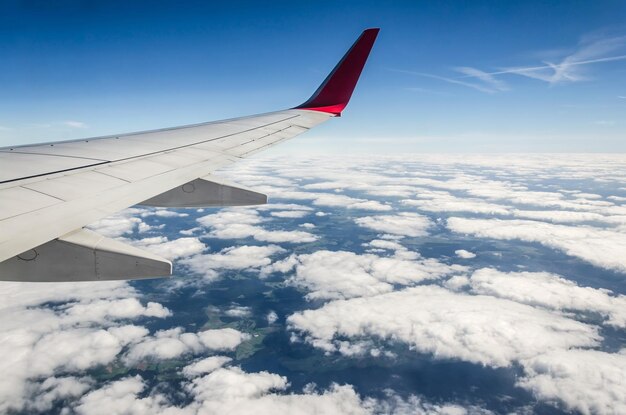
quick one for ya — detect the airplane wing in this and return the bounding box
[0,28,379,282]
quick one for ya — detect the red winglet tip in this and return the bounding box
[295,28,379,115]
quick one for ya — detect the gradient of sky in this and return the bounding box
[1,0,625,153]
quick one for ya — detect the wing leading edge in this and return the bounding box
[0,28,379,282]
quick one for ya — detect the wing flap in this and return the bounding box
[140,175,267,208]
[0,228,171,282]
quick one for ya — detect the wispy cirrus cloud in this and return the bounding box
[62,120,88,129]
[393,69,505,94]
[454,66,509,91]
[486,35,626,84]
[29,120,89,129]
[401,34,626,93]
[593,120,616,126]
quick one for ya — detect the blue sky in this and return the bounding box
[1,0,625,152]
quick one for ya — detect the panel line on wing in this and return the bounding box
[222,125,305,152]
[92,169,132,183]
[19,185,65,202]
[1,114,302,185]
[107,114,303,161]
[0,150,108,162]
[0,111,295,151]
[0,161,110,185]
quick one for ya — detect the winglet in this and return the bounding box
[295,28,379,116]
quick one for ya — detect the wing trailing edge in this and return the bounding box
[140,175,267,208]
[0,229,171,282]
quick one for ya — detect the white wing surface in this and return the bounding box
[0,28,379,281]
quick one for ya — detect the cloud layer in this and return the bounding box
[4,153,626,414]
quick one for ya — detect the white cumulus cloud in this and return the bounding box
[355,213,432,237]
[465,268,626,327]
[447,217,626,273]
[288,285,598,367]
[276,250,466,301]
[519,348,626,415]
